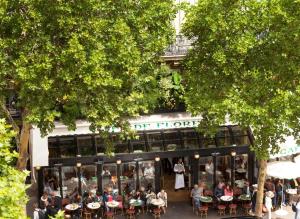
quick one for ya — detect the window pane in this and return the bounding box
[102,164,117,191]
[121,162,136,195]
[216,155,231,184]
[202,137,216,148]
[140,161,155,191]
[48,138,60,158]
[182,129,199,149]
[60,137,77,158]
[198,157,213,190]
[112,134,129,154]
[81,165,97,193]
[131,134,146,153]
[78,136,94,156]
[61,166,78,198]
[95,136,105,154]
[216,127,231,147]
[43,167,59,193]
[147,132,163,152]
[235,154,248,180]
[164,131,182,151]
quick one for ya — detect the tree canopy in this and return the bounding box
[0,0,176,166]
[0,119,28,218]
[182,0,300,159]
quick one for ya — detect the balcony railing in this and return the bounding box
[163,35,194,59]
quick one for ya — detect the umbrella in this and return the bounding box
[266,161,300,179]
[294,154,300,164]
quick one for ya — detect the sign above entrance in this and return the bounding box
[270,136,300,158]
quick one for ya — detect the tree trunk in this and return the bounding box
[255,159,267,218]
[16,120,31,170]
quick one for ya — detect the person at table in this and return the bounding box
[214,182,224,201]
[84,191,95,206]
[102,166,111,177]
[250,184,258,214]
[33,203,45,219]
[174,158,185,191]
[242,180,251,196]
[191,184,203,210]
[224,184,233,197]
[46,191,62,217]
[40,192,50,213]
[157,189,168,213]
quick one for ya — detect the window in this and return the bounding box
[61,166,79,198]
[121,162,136,194]
[181,129,199,149]
[164,131,182,151]
[102,164,117,191]
[112,134,129,154]
[202,137,216,148]
[77,135,94,156]
[216,127,231,147]
[81,165,97,193]
[216,155,231,184]
[131,133,146,153]
[140,160,155,191]
[95,136,105,154]
[48,138,60,158]
[43,167,59,192]
[198,156,213,189]
[59,137,77,158]
[147,132,164,152]
[232,126,250,146]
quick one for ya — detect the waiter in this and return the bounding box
[174,158,185,191]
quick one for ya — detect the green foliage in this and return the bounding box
[183,0,300,159]
[50,210,65,219]
[0,0,176,136]
[0,119,28,218]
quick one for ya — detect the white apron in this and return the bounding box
[174,163,185,189]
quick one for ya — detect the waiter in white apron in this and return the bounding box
[174,158,185,191]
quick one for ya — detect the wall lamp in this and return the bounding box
[155,156,160,162]
[231,150,237,157]
[76,162,82,168]
[194,153,200,159]
[116,159,122,165]
[35,166,41,170]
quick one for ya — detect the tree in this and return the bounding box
[182,0,300,217]
[0,0,176,169]
[0,119,28,218]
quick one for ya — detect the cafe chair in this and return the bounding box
[115,195,124,215]
[217,205,226,216]
[199,206,208,218]
[229,203,237,215]
[105,211,114,219]
[83,211,92,219]
[126,208,135,219]
[64,215,71,219]
[243,203,252,215]
[153,208,161,219]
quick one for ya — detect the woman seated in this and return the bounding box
[157,189,168,213]
[224,184,233,197]
[214,182,225,201]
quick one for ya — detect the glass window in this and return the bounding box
[182,129,199,149]
[95,136,105,154]
[131,133,146,153]
[140,161,155,191]
[48,138,60,158]
[61,166,79,198]
[216,155,231,184]
[59,137,77,158]
[121,162,136,195]
[202,137,216,148]
[81,165,97,194]
[77,135,94,156]
[147,132,163,152]
[232,126,250,146]
[43,167,59,192]
[102,164,117,191]
[198,156,213,190]
[164,131,182,151]
[216,127,231,147]
[112,134,129,154]
[235,154,248,180]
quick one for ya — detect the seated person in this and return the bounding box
[102,166,111,177]
[243,180,251,196]
[224,184,233,197]
[84,191,95,207]
[191,184,203,209]
[157,189,168,213]
[40,192,50,212]
[214,182,225,200]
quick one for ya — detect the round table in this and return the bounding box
[65,203,79,218]
[87,202,101,210]
[106,200,119,208]
[200,196,213,203]
[220,196,233,202]
[129,199,144,207]
[235,179,245,188]
[150,198,165,206]
[238,194,251,201]
[286,189,297,195]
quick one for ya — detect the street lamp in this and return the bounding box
[116,159,122,165]
[155,156,160,162]
[231,150,237,157]
[194,153,200,159]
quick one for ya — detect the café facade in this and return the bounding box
[30,112,256,199]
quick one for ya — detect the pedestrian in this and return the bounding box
[174,158,185,191]
[293,197,300,219]
[265,191,274,219]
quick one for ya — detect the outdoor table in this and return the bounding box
[150,198,165,207]
[238,194,251,201]
[235,179,245,188]
[236,168,246,173]
[87,202,101,210]
[286,189,297,195]
[106,200,119,209]
[199,196,212,207]
[65,203,79,218]
[129,199,144,207]
[220,196,233,202]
